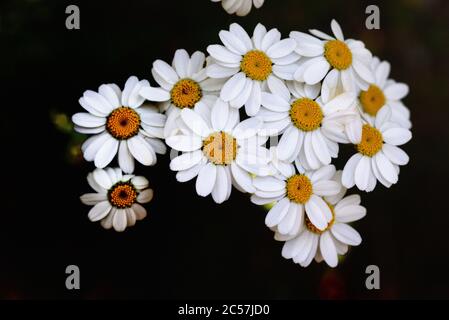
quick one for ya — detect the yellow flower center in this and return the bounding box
[171,79,202,109]
[106,107,140,140]
[286,174,313,204]
[305,202,336,234]
[202,131,237,165]
[357,124,383,157]
[324,40,353,70]
[359,84,386,116]
[290,98,323,132]
[108,182,137,208]
[240,50,273,81]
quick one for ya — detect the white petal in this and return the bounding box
[231,162,255,193]
[230,78,252,108]
[311,130,331,166]
[173,49,189,78]
[253,176,286,192]
[176,162,204,182]
[220,72,246,102]
[127,135,156,166]
[330,19,344,41]
[261,92,290,112]
[118,141,134,174]
[354,155,371,191]
[303,57,330,85]
[267,39,296,59]
[80,193,107,206]
[88,201,111,222]
[265,197,290,228]
[132,203,147,220]
[277,126,300,160]
[384,83,409,100]
[232,117,261,140]
[94,137,118,169]
[261,28,281,52]
[166,135,202,152]
[112,209,127,232]
[131,176,149,190]
[188,51,206,75]
[211,99,230,131]
[282,230,309,259]
[267,76,290,102]
[342,153,362,188]
[313,180,341,197]
[72,113,106,128]
[382,128,412,146]
[211,166,229,203]
[320,232,338,267]
[93,168,113,190]
[207,64,239,78]
[310,164,336,183]
[125,208,136,227]
[336,205,366,223]
[375,152,398,184]
[181,109,212,138]
[353,59,375,83]
[278,202,299,235]
[207,44,242,64]
[382,144,409,165]
[230,23,252,51]
[139,86,170,102]
[331,223,362,246]
[196,163,217,197]
[219,30,247,55]
[137,189,153,203]
[252,23,267,50]
[170,150,203,171]
[245,81,262,116]
[305,195,329,231]
[99,84,121,108]
[153,60,179,84]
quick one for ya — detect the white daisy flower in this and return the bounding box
[139,49,224,138]
[276,172,366,268]
[290,19,374,92]
[72,76,167,174]
[80,168,153,232]
[257,80,358,170]
[357,57,411,129]
[166,99,271,204]
[251,164,342,234]
[211,0,264,16]
[342,106,412,192]
[207,23,299,116]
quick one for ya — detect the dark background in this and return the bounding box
[1,0,449,299]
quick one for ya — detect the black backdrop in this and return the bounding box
[2,0,449,299]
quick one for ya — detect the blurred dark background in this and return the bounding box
[1,0,449,299]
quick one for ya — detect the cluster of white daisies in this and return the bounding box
[73,20,411,268]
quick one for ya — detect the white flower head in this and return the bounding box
[251,164,342,235]
[80,168,153,232]
[166,99,271,204]
[139,49,224,138]
[291,19,374,92]
[211,0,264,16]
[257,80,358,170]
[357,56,411,129]
[342,106,412,192]
[72,76,167,174]
[275,171,366,268]
[207,23,299,116]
